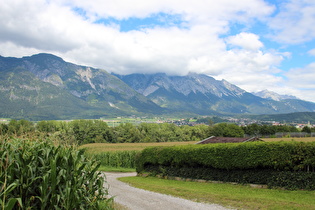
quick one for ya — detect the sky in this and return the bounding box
[0,0,315,102]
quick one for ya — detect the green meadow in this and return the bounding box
[119,176,315,209]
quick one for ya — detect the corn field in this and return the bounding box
[0,138,112,209]
[89,151,140,169]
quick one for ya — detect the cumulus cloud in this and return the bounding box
[308,49,315,56]
[0,0,276,73]
[63,0,274,22]
[0,42,40,58]
[284,63,315,101]
[225,32,263,51]
[211,49,285,93]
[285,63,315,89]
[267,0,315,44]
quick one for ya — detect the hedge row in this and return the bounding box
[135,142,315,190]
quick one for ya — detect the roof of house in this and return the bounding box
[196,136,263,144]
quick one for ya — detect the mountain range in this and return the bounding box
[0,53,163,120]
[252,90,299,101]
[114,73,315,115]
[0,53,314,120]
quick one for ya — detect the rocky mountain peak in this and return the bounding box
[24,53,65,62]
[253,90,299,101]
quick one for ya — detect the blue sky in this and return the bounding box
[94,13,188,32]
[0,0,315,102]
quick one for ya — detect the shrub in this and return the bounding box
[0,138,111,209]
[136,142,315,190]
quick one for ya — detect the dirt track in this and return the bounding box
[105,172,229,210]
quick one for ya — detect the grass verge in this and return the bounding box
[118,176,315,209]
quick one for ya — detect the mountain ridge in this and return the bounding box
[114,72,315,115]
[0,53,164,120]
[0,53,315,120]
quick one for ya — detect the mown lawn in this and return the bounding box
[119,176,315,209]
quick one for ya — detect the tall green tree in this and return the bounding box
[302,126,311,133]
[209,123,244,137]
[69,120,113,144]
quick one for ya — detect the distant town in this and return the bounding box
[1,115,314,130]
[100,115,315,130]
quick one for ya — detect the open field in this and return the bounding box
[79,137,315,154]
[79,141,198,153]
[100,117,180,127]
[80,141,197,172]
[119,176,315,210]
[262,137,315,142]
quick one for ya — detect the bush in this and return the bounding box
[137,142,315,171]
[0,138,111,209]
[136,142,315,190]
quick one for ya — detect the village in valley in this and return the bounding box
[101,115,315,129]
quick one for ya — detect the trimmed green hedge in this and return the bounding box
[136,142,315,190]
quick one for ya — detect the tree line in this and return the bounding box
[0,119,313,145]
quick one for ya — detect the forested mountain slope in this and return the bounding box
[0,54,163,120]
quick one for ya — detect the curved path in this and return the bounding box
[105,172,229,210]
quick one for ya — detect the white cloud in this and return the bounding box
[0,42,41,58]
[63,0,274,22]
[0,0,86,52]
[211,49,285,93]
[225,32,263,51]
[0,0,275,73]
[284,63,315,101]
[285,63,315,89]
[2,0,315,101]
[267,0,315,44]
[308,49,315,56]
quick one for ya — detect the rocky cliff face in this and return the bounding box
[114,72,245,98]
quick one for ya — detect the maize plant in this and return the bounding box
[91,151,139,168]
[0,138,112,209]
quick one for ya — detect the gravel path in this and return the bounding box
[105,172,230,210]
